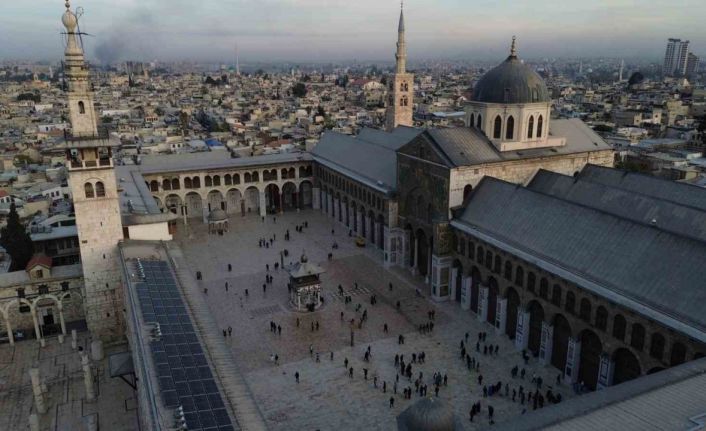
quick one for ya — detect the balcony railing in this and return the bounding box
[69,158,113,170]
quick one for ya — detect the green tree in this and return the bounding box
[292,83,307,98]
[0,203,34,271]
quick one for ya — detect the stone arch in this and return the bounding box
[171,178,180,190]
[233,173,241,185]
[476,114,482,129]
[212,175,221,187]
[299,180,313,209]
[153,195,163,210]
[537,115,544,137]
[149,180,159,192]
[185,192,203,218]
[165,194,182,215]
[551,284,562,306]
[205,175,213,187]
[224,174,232,186]
[612,348,641,385]
[95,181,105,197]
[376,214,384,249]
[162,178,171,191]
[578,329,603,390]
[469,113,475,128]
[368,210,376,244]
[487,276,499,325]
[282,182,298,211]
[649,332,665,361]
[526,300,544,356]
[470,266,481,313]
[244,186,260,214]
[612,314,627,341]
[184,177,193,189]
[670,342,687,366]
[192,176,201,188]
[226,189,243,215]
[527,272,536,293]
[539,277,549,299]
[595,306,608,332]
[551,313,572,372]
[265,183,281,214]
[84,182,94,198]
[207,190,225,212]
[515,265,524,287]
[505,286,520,339]
[528,115,535,139]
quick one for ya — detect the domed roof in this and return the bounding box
[473,37,549,105]
[397,398,458,431]
[207,209,228,222]
[62,1,78,31]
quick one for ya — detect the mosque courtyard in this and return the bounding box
[174,210,577,430]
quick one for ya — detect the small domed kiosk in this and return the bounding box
[207,208,228,234]
[397,397,460,431]
[288,253,325,312]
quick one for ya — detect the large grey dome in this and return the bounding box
[473,39,549,104]
[397,398,458,431]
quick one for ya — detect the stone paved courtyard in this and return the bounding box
[174,210,576,430]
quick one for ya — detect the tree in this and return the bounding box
[0,203,34,271]
[292,83,307,98]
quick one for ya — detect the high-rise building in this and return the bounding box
[385,4,414,132]
[663,38,690,76]
[687,52,700,78]
[58,1,125,343]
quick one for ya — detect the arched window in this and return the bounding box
[149,180,159,192]
[613,314,626,341]
[565,291,575,314]
[205,176,213,187]
[476,114,482,129]
[184,177,192,189]
[252,171,259,182]
[162,179,171,191]
[95,181,105,198]
[579,298,591,321]
[650,333,665,360]
[539,278,549,299]
[245,173,252,183]
[224,174,232,186]
[595,306,608,331]
[470,114,475,127]
[504,261,512,280]
[537,115,544,137]
[527,272,536,292]
[631,323,645,351]
[493,116,502,139]
[213,175,221,186]
[78,101,85,114]
[171,178,180,190]
[485,251,493,270]
[515,266,524,287]
[506,116,514,139]
[551,284,561,306]
[468,241,475,259]
[527,115,534,139]
[281,168,288,179]
[477,246,484,265]
[493,255,501,274]
[233,173,240,184]
[84,182,94,198]
[192,177,201,188]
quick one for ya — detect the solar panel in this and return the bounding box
[134,259,234,431]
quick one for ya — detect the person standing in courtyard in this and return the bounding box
[295,371,299,383]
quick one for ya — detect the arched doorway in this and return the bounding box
[470,266,481,313]
[505,287,520,339]
[487,277,499,325]
[185,192,203,219]
[452,260,463,302]
[299,181,313,208]
[416,229,429,277]
[282,182,298,211]
[612,348,641,385]
[207,190,225,212]
[578,329,603,390]
[527,300,544,356]
[551,313,572,373]
[244,186,260,214]
[165,194,182,215]
[265,184,281,213]
[226,189,243,215]
[463,184,473,201]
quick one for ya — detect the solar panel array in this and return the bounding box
[136,260,235,431]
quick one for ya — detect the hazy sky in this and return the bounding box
[2,0,705,63]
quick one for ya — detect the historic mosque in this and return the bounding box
[2,2,706,430]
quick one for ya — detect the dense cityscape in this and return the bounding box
[0,1,704,431]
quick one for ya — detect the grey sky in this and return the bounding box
[2,0,705,63]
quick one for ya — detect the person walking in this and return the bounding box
[295,371,299,383]
[228,326,232,337]
[389,397,394,408]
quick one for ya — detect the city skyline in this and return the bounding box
[2,0,705,63]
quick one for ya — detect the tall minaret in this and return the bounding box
[385,2,414,132]
[60,1,125,343]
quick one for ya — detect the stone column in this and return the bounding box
[412,236,419,274]
[478,286,489,322]
[495,298,507,334]
[356,211,362,236]
[31,307,43,347]
[539,322,554,365]
[258,191,266,217]
[430,255,451,301]
[4,316,13,346]
[514,310,530,350]
[81,353,96,401]
[461,276,471,310]
[29,368,47,414]
[278,191,284,214]
[71,329,78,350]
[564,337,581,383]
[383,227,392,266]
[373,220,380,248]
[403,230,411,268]
[329,194,334,218]
[426,242,432,284]
[58,303,67,344]
[597,353,615,389]
[28,414,39,431]
[312,187,321,210]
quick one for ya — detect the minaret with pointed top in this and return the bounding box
[385,2,414,131]
[60,0,125,343]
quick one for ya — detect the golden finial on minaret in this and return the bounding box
[510,36,518,58]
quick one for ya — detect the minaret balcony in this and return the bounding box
[68,158,113,171]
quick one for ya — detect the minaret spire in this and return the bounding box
[510,35,518,58]
[395,1,407,74]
